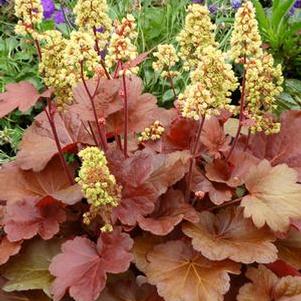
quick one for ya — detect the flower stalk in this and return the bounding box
[44,99,74,185]
[80,61,107,151]
[185,116,206,201]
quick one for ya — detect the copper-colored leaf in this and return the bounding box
[1,239,61,296]
[0,157,82,205]
[110,150,190,226]
[0,81,48,118]
[144,240,240,301]
[107,76,174,135]
[49,228,133,301]
[0,237,22,265]
[132,234,163,273]
[191,167,233,205]
[123,51,150,70]
[16,110,93,172]
[138,188,199,235]
[249,110,301,181]
[240,160,301,232]
[4,198,66,241]
[276,228,301,270]
[205,150,259,187]
[182,207,277,264]
[200,116,231,159]
[97,273,163,301]
[237,265,301,301]
[71,78,123,121]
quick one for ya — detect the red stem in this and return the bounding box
[185,116,206,201]
[121,67,129,158]
[44,102,74,185]
[226,57,247,161]
[244,129,251,151]
[92,26,111,80]
[34,39,42,61]
[80,61,107,151]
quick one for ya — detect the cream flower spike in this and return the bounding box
[176,4,217,70]
[230,1,263,63]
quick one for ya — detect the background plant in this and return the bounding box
[0,1,301,300]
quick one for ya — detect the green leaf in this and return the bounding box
[271,0,295,32]
[251,0,270,31]
[288,22,301,36]
[285,79,301,94]
[1,239,62,296]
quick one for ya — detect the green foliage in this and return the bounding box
[276,79,301,113]
[252,0,301,77]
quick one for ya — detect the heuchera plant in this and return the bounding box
[0,1,301,301]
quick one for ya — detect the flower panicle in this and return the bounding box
[14,0,43,37]
[73,0,112,51]
[38,30,74,108]
[138,121,165,142]
[244,53,283,134]
[152,44,180,78]
[106,14,139,75]
[230,1,263,63]
[176,3,217,70]
[76,147,122,231]
[178,45,238,120]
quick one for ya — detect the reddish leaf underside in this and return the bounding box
[16,110,93,172]
[49,228,133,301]
[0,156,82,205]
[4,198,66,242]
[0,81,51,118]
[138,188,199,235]
[109,150,190,225]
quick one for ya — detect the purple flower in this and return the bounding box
[209,4,217,14]
[96,27,105,33]
[53,9,66,24]
[191,0,204,3]
[0,0,7,5]
[231,0,241,9]
[294,0,301,8]
[289,7,295,15]
[41,0,55,19]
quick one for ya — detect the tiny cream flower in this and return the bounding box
[230,1,263,62]
[106,14,138,75]
[176,4,217,70]
[178,46,238,119]
[152,44,179,78]
[138,121,165,142]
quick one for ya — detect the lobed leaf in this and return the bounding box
[144,240,240,301]
[0,156,82,205]
[16,110,93,172]
[3,198,66,242]
[109,149,190,225]
[138,188,199,236]
[1,239,61,296]
[183,207,277,264]
[0,82,51,118]
[49,228,133,301]
[240,160,301,232]
[237,265,301,301]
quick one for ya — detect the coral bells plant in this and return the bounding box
[1,1,301,301]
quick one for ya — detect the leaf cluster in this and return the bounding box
[0,1,301,301]
[0,75,301,301]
